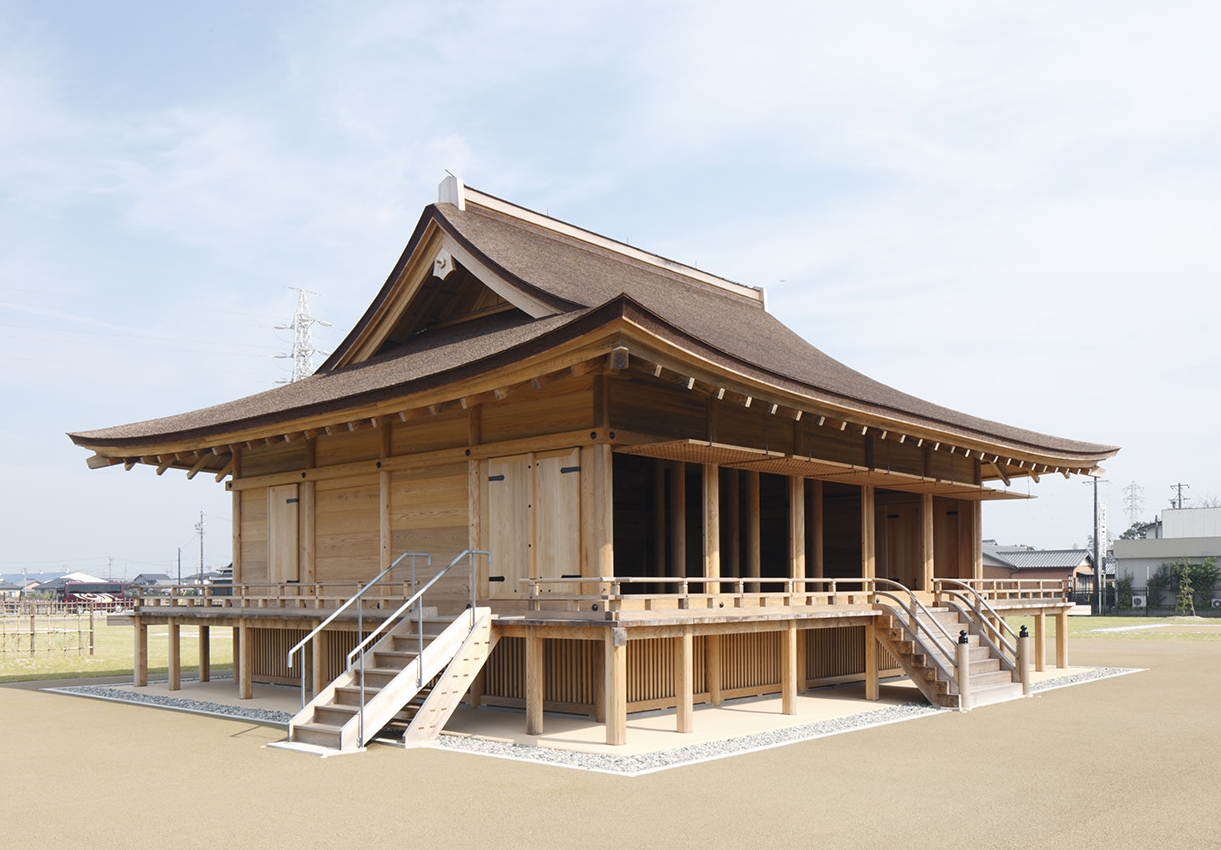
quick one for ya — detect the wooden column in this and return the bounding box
[782,622,798,714]
[231,490,243,584]
[301,438,316,583]
[706,634,723,705]
[605,629,627,746]
[703,463,720,592]
[746,471,761,590]
[726,470,740,578]
[653,461,666,586]
[238,619,253,700]
[526,631,544,735]
[231,625,240,691]
[1055,608,1069,668]
[861,484,876,580]
[379,469,392,575]
[811,480,824,579]
[789,477,806,582]
[581,443,615,578]
[864,623,879,701]
[675,627,694,733]
[796,626,808,694]
[198,625,210,683]
[670,462,686,578]
[1034,611,1047,672]
[973,500,983,579]
[592,643,606,723]
[133,617,148,687]
[468,458,485,591]
[167,620,181,691]
[310,624,326,697]
[921,493,935,591]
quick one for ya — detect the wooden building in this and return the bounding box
[70,177,1119,754]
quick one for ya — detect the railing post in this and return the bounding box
[1018,624,1032,696]
[956,630,972,710]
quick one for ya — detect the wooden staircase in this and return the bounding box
[272,607,495,756]
[875,605,1023,710]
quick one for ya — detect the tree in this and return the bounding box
[1175,563,1196,617]
[1119,522,1152,541]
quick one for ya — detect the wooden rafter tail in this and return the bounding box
[86,453,123,470]
[123,459,138,471]
[185,453,212,480]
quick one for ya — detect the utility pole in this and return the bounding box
[1085,476,1108,614]
[196,511,205,581]
[276,289,331,383]
[177,547,182,585]
[1169,483,1190,510]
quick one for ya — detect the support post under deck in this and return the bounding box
[782,622,798,715]
[1055,608,1069,668]
[199,625,211,683]
[675,627,693,733]
[167,620,180,691]
[238,619,253,700]
[605,629,627,746]
[526,631,544,736]
[133,617,148,688]
[1034,612,1047,672]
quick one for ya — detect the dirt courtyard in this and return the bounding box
[2,637,1217,850]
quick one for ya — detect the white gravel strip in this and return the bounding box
[44,667,1138,775]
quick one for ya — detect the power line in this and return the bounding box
[1170,483,1190,510]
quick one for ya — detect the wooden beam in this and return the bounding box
[789,476,805,580]
[214,458,234,482]
[86,453,123,470]
[185,453,211,480]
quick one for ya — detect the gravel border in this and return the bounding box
[45,666,1139,776]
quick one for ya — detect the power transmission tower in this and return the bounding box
[276,289,331,383]
[1123,482,1144,525]
[1170,483,1190,510]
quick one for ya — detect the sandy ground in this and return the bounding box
[2,638,1218,850]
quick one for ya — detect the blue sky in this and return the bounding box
[3,1,1219,578]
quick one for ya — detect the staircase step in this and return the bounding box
[970,670,1016,688]
[292,722,344,748]
[372,649,419,668]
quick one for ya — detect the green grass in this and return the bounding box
[0,617,233,683]
[1007,614,1221,642]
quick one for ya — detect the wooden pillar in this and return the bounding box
[605,628,627,746]
[726,469,740,578]
[526,631,544,735]
[198,625,211,683]
[231,625,240,690]
[706,634,723,705]
[592,643,606,723]
[746,471,761,590]
[864,623,879,700]
[1034,611,1047,672]
[789,477,806,584]
[231,490,243,584]
[1055,608,1069,668]
[675,627,694,733]
[379,469,392,575]
[670,462,686,578]
[301,441,315,583]
[796,626,808,694]
[133,617,148,688]
[972,500,983,579]
[167,620,181,691]
[861,484,876,580]
[653,461,666,586]
[238,619,253,700]
[921,493,935,591]
[468,458,485,592]
[782,622,798,714]
[581,444,615,578]
[811,480,824,579]
[703,463,720,593]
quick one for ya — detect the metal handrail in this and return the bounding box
[286,552,431,709]
[869,581,962,693]
[935,579,1020,672]
[345,549,488,747]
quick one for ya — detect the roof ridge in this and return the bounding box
[460,185,767,307]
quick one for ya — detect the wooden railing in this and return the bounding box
[520,576,874,618]
[933,578,1070,605]
[134,580,422,611]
